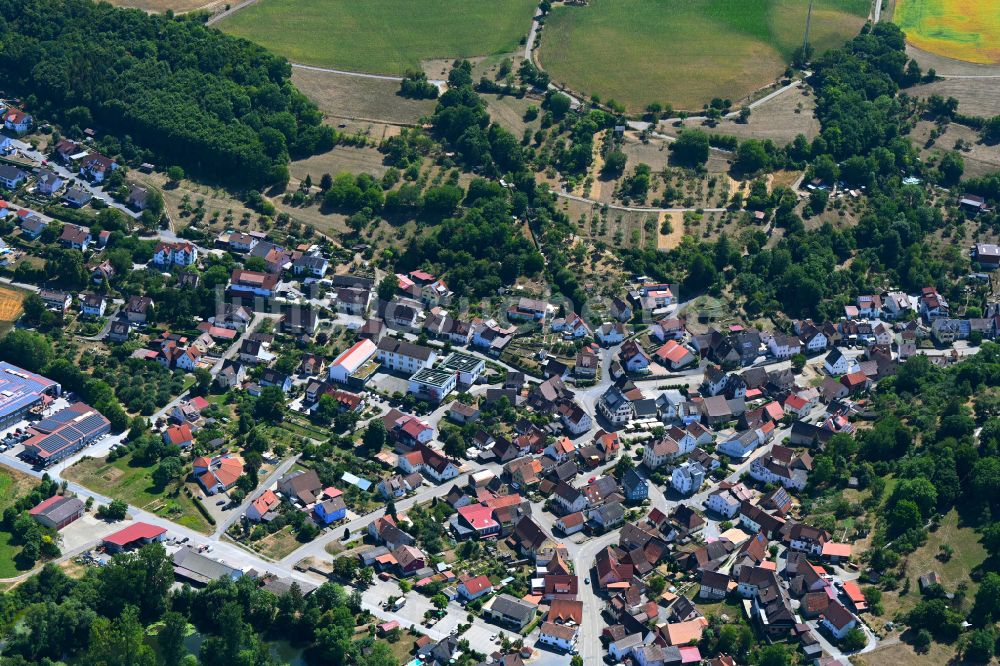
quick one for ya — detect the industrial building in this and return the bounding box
[0,362,61,429]
[21,402,111,465]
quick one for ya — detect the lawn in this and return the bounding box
[249,526,303,560]
[220,0,538,74]
[539,0,870,111]
[895,0,1000,64]
[63,453,213,534]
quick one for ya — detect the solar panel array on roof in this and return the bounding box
[23,402,110,460]
[0,362,60,422]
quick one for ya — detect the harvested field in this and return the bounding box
[291,68,436,126]
[895,0,1000,64]
[910,120,1000,179]
[905,77,1000,119]
[220,0,537,74]
[686,86,820,144]
[657,212,685,250]
[0,285,26,336]
[538,0,869,112]
[290,145,391,186]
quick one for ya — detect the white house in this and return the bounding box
[80,293,106,317]
[882,291,913,319]
[823,348,858,376]
[293,253,329,278]
[552,312,590,339]
[597,385,634,425]
[619,341,650,374]
[377,338,437,375]
[707,483,753,518]
[717,429,763,459]
[595,322,627,346]
[671,461,705,496]
[820,601,857,640]
[3,109,31,134]
[642,437,679,470]
[152,241,199,268]
[558,402,592,436]
[538,622,578,652]
[767,333,801,359]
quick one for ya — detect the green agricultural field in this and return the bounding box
[220,0,538,74]
[539,0,870,111]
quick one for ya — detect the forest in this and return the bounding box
[0,0,334,186]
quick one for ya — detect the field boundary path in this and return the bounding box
[553,189,727,214]
[206,0,259,26]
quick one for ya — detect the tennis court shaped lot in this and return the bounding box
[220,0,538,75]
[539,0,870,112]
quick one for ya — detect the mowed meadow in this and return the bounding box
[539,0,870,111]
[895,0,1000,64]
[220,0,539,74]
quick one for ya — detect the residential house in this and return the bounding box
[3,109,31,134]
[575,349,598,378]
[80,293,106,317]
[671,461,704,496]
[919,286,949,320]
[820,600,857,640]
[610,296,632,322]
[292,253,329,278]
[699,570,732,600]
[557,401,592,436]
[192,455,243,495]
[314,496,347,524]
[125,296,153,324]
[595,321,627,346]
[228,269,278,298]
[19,213,47,239]
[458,574,494,601]
[707,482,753,518]
[619,340,651,373]
[767,332,801,359]
[278,469,324,506]
[788,523,830,556]
[163,423,194,449]
[246,490,280,522]
[80,153,117,183]
[152,241,198,268]
[59,223,91,250]
[538,622,578,652]
[507,297,548,321]
[483,594,537,631]
[377,337,437,375]
[597,385,634,425]
[655,340,695,370]
[823,348,858,376]
[35,169,63,195]
[621,468,648,502]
